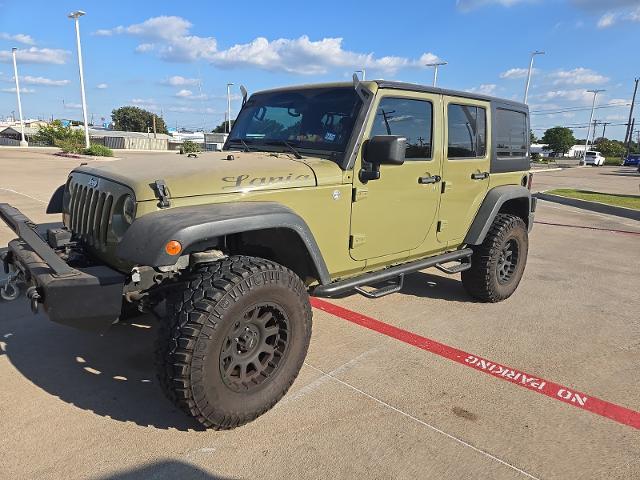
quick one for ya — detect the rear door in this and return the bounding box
[437,97,491,244]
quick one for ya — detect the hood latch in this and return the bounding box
[153,179,171,208]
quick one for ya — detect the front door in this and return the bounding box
[350,92,442,261]
[437,97,491,244]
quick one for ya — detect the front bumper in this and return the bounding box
[1,203,125,332]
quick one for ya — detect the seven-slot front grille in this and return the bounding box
[67,179,115,249]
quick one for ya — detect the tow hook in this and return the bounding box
[25,286,41,313]
[0,259,21,302]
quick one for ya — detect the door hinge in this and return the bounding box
[437,220,448,232]
[352,187,368,202]
[350,234,366,248]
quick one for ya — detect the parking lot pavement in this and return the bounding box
[531,165,639,195]
[1,149,639,479]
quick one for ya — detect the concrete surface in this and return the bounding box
[531,165,639,196]
[1,148,639,480]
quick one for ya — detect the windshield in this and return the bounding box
[227,87,363,160]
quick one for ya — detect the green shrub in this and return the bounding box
[84,144,114,157]
[179,140,201,154]
[36,120,86,153]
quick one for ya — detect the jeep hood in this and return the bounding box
[73,151,343,201]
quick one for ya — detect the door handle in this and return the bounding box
[471,172,489,180]
[418,175,441,185]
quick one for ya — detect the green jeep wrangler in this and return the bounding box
[0,77,535,429]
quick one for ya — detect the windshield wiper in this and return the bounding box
[228,138,253,152]
[266,140,303,159]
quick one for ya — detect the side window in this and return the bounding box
[447,104,487,158]
[495,109,528,158]
[370,97,433,160]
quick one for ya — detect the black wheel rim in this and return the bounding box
[496,239,519,284]
[219,303,290,392]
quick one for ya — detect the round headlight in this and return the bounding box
[122,195,136,224]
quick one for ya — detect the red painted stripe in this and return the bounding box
[534,221,640,236]
[311,297,640,430]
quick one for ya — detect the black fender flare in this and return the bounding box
[464,185,533,246]
[117,201,331,284]
[46,185,65,214]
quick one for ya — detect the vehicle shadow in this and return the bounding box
[93,460,236,480]
[0,298,204,431]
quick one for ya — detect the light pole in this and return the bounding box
[226,82,234,134]
[11,48,27,147]
[354,69,366,81]
[68,10,90,149]
[582,89,605,164]
[425,61,447,87]
[523,50,544,104]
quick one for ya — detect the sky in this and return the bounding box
[0,0,639,140]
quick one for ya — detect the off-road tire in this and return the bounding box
[155,255,312,429]
[462,214,528,302]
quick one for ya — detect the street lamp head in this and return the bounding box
[12,47,17,52]
[227,82,234,87]
[68,10,86,19]
[587,89,605,94]
[532,50,545,56]
[425,61,448,67]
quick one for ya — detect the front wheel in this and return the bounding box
[155,256,312,430]
[462,214,528,302]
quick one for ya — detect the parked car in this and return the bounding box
[584,151,605,166]
[622,153,640,166]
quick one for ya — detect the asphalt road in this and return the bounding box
[1,149,639,479]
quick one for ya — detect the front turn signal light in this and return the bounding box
[165,240,182,256]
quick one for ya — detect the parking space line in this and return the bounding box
[0,188,47,204]
[304,362,541,480]
[311,298,640,430]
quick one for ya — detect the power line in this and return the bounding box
[530,101,637,115]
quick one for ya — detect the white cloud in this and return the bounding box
[21,75,69,86]
[500,67,534,79]
[95,16,439,74]
[597,12,616,28]
[0,47,69,64]
[1,87,35,93]
[96,83,108,89]
[175,89,193,98]
[548,68,609,85]
[466,84,497,95]
[163,75,199,86]
[0,32,36,45]
[131,98,160,111]
[456,0,531,12]
[535,89,596,104]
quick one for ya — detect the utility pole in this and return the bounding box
[152,114,157,138]
[600,122,610,139]
[11,48,28,147]
[625,79,639,156]
[68,10,90,149]
[425,61,447,87]
[524,50,545,104]
[583,89,605,164]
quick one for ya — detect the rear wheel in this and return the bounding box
[155,255,312,429]
[462,214,528,302]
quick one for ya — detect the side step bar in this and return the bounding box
[313,248,473,298]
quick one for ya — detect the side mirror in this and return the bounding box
[359,135,407,183]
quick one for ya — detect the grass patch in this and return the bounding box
[547,189,640,210]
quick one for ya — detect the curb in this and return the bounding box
[530,167,563,173]
[535,193,640,221]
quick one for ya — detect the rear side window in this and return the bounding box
[496,109,528,158]
[447,104,486,158]
[370,97,433,159]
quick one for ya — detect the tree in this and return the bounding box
[212,119,234,133]
[111,106,168,134]
[541,127,575,155]
[595,139,626,158]
[530,130,537,144]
